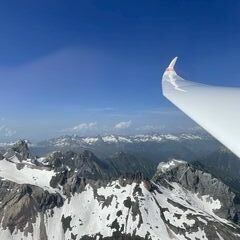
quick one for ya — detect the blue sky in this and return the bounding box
[0,0,239,140]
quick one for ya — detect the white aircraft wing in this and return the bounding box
[162,57,240,158]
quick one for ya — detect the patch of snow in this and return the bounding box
[151,135,163,142]
[164,134,179,141]
[180,133,202,140]
[157,159,186,173]
[82,137,99,144]
[216,232,224,240]
[118,136,132,143]
[102,135,118,143]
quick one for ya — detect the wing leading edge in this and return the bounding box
[162,58,240,158]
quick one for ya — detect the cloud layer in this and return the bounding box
[114,120,132,129]
[0,125,16,137]
[70,122,97,132]
[63,122,97,133]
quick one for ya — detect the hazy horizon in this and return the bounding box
[1,1,240,141]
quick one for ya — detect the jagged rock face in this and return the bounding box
[45,150,116,179]
[3,140,33,162]
[0,141,240,239]
[153,159,240,223]
[45,180,240,240]
[195,147,240,192]
[107,152,156,178]
[0,180,63,237]
[0,177,239,240]
[46,150,154,180]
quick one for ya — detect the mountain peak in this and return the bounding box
[153,159,240,224]
[157,159,187,173]
[3,139,33,162]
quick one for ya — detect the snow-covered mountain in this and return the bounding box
[39,133,206,147]
[29,133,220,166]
[0,141,239,239]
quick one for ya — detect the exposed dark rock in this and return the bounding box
[61,215,72,233]
[153,159,240,224]
[39,213,48,240]
[116,210,122,217]
[0,180,63,235]
[123,197,133,209]
[71,232,78,240]
[80,233,150,240]
[4,140,33,162]
[107,152,156,178]
[46,150,114,179]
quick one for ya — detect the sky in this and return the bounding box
[0,0,240,141]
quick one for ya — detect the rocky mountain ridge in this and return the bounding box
[39,133,207,147]
[0,141,239,239]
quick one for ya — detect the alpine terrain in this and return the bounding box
[0,139,239,239]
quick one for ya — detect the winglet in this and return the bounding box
[166,57,178,71]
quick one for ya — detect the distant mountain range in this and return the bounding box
[0,138,240,239]
[36,133,209,147]
[25,133,218,160]
[1,133,222,180]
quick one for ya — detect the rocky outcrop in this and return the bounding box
[0,179,63,235]
[107,152,156,178]
[45,150,115,178]
[3,140,34,162]
[1,140,240,239]
[153,159,240,223]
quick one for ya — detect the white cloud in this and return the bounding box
[63,122,97,132]
[114,120,132,129]
[72,122,97,131]
[0,125,16,137]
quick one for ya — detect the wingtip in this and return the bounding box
[168,57,178,69]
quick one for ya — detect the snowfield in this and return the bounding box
[0,159,56,192]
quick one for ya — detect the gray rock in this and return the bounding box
[153,159,240,223]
